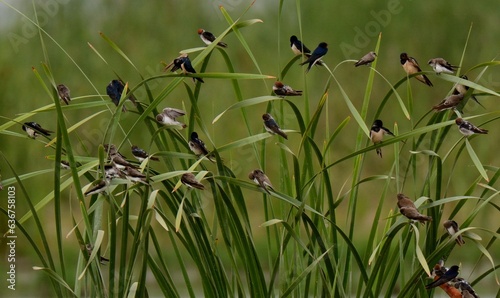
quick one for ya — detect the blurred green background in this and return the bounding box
[0,0,499,296]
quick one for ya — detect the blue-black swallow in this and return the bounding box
[290,35,311,56]
[397,193,432,223]
[273,81,302,97]
[84,179,109,196]
[106,79,137,112]
[370,119,394,158]
[425,265,459,289]
[164,54,204,83]
[188,132,215,162]
[181,173,205,190]
[156,107,187,128]
[22,122,53,139]
[428,58,459,75]
[300,42,328,73]
[433,94,464,111]
[455,118,488,137]
[453,75,484,108]
[248,169,274,194]
[400,53,433,86]
[57,84,71,105]
[263,113,287,139]
[131,145,159,162]
[198,28,227,47]
[443,219,465,246]
[355,51,377,67]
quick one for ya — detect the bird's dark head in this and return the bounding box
[455,118,464,125]
[156,114,164,122]
[197,28,204,35]
[262,113,271,121]
[57,84,65,91]
[191,132,199,139]
[448,265,459,272]
[274,81,284,88]
[290,35,298,43]
[131,145,138,150]
[373,119,383,127]
[396,193,406,201]
[319,42,328,48]
[400,53,408,60]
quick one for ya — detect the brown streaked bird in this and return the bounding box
[198,28,227,48]
[455,118,488,137]
[156,107,187,128]
[453,75,484,108]
[354,51,377,67]
[272,81,302,97]
[131,145,159,162]
[262,113,287,139]
[181,173,205,190]
[248,169,274,194]
[428,58,459,74]
[433,94,464,111]
[397,193,432,223]
[370,119,395,158]
[57,84,71,105]
[443,220,465,246]
[400,52,433,86]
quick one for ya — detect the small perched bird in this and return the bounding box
[428,58,459,74]
[443,220,465,246]
[455,118,488,137]
[84,179,109,196]
[300,42,328,73]
[272,81,302,97]
[188,132,214,162]
[354,51,377,67]
[370,119,394,158]
[397,193,432,223]
[453,75,484,108]
[400,53,433,86]
[156,107,187,128]
[106,79,137,112]
[181,173,205,190]
[198,28,227,47]
[248,169,274,194]
[131,145,159,162]
[104,144,135,169]
[263,113,287,139]
[103,164,125,179]
[60,160,70,170]
[164,54,204,83]
[454,278,479,298]
[57,84,71,105]
[124,166,148,184]
[425,265,459,289]
[290,35,311,56]
[22,122,53,139]
[433,94,464,111]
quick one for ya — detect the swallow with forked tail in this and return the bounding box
[300,42,328,73]
[263,113,287,139]
[400,53,433,86]
[22,122,53,139]
[198,28,227,47]
[273,81,302,97]
[455,118,488,137]
[290,35,311,56]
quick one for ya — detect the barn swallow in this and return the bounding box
[300,42,328,73]
[60,160,70,170]
[400,53,433,86]
[370,119,394,158]
[455,118,488,137]
[198,28,227,48]
[454,278,479,298]
[443,220,465,246]
[106,79,137,112]
[355,51,377,67]
[272,81,302,97]
[156,107,187,128]
[22,122,53,139]
[428,58,459,75]
[103,164,125,179]
[453,75,484,108]
[131,145,159,162]
[84,179,109,196]
[248,169,274,194]
[164,54,204,83]
[290,35,311,56]
[425,265,459,289]
[181,173,205,190]
[263,113,287,139]
[188,132,215,162]
[397,193,432,223]
[433,94,464,111]
[124,166,149,184]
[57,84,71,105]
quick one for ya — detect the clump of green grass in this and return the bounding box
[1,1,499,297]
